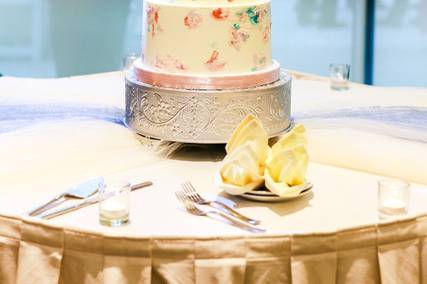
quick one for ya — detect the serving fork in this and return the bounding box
[175,191,265,233]
[181,181,260,225]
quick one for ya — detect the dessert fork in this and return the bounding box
[175,191,265,233]
[181,181,260,225]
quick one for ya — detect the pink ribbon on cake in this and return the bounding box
[133,59,281,90]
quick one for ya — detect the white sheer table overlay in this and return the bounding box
[0,72,426,284]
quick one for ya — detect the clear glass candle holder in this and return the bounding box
[99,180,131,227]
[329,64,350,91]
[123,53,138,72]
[378,179,410,219]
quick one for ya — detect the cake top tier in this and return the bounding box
[148,0,270,7]
[139,0,278,89]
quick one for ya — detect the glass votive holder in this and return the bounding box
[123,53,138,72]
[378,179,410,219]
[329,63,350,91]
[99,180,131,227]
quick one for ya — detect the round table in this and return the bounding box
[0,72,426,284]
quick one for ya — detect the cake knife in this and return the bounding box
[27,176,104,217]
[40,181,153,220]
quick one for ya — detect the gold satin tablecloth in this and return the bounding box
[0,72,426,283]
[0,214,427,284]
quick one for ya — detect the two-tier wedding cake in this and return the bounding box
[125,0,292,143]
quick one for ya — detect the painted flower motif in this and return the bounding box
[147,5,162,37]
[155,55,187,72]
[257,8,268,25]
[252,54,267,71]
[235,7,268,26]
[184,11,203,29]
[212,8,229,20]
[235,11,248,23]
[205,50,227,72]
[262,23,271,42]
[246,7,260,25]
[229,28,250,51]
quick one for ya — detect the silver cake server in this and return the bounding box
[41,181,153,220]
[27,176,104,217]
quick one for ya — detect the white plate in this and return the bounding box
[241,182,313,202]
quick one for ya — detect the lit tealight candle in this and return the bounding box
[380,198,407,215]
[99,180,131,227]
[100,198,129,220]
[378,179,410,219]
[329,64,350,91]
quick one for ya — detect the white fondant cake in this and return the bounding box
[141,0,274,76]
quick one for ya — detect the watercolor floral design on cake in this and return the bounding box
[141,0,274,76]
[246,6,268,25]
[229,6,269,50]
[263,23,271,42]
[234,6,269,28]
[184,11,203,29]
[205,50,227,72]
[147,5,162,37]
[212,8,230,20]
[229,24,250,50]
[252,53,267,71]
[155,55,187,72]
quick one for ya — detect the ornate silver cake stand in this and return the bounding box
[125,71,292,144]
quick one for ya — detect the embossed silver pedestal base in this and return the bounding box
[125,72,292,144]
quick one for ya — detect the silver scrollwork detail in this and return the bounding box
[125,72,292,143]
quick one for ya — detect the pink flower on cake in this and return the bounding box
[252,54,267,71]
[155,55,187,72]
[212,8,229,20]
[229,28,250,51]
[147,5,162,37]
[235,11,247,23]
[205,50,227,72]
[257,8,268,25]
[262,23,271,42]
[184,11,203,29]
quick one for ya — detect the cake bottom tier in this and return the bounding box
[125,72,292,144]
